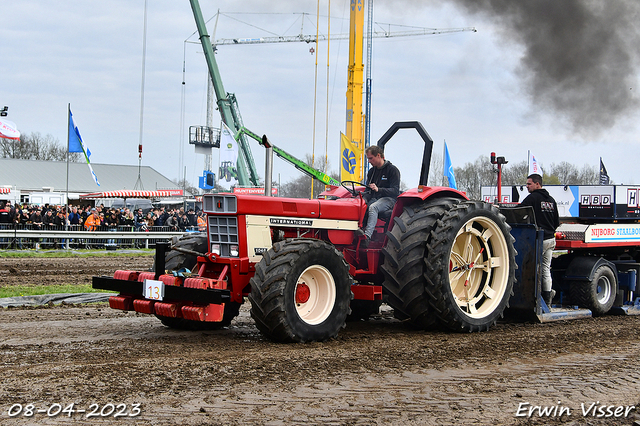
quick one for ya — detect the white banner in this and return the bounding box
[219,122,239,188]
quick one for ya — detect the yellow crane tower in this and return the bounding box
[343,0,365,182]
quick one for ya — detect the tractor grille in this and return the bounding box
[208,216,239,257]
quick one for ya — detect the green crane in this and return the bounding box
[188,0,340,191]
[189,0,259,187]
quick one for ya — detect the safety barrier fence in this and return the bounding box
[0,224,195,250]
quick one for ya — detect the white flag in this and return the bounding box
[528,152,543,176]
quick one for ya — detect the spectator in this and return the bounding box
[0,202,11,224]
[186,208,197,227]
[165,213,179,231]
[18,209,30,226]
[43,210,56,228]
[134,208,145,230]
[105,209,119,229]
[84,208,101,231]
[6,201,16,223]
[53,210,67,227]
[197,211,206,232]
[121,211,135,227]
[178,213,190,231]
[157,207,169,227]
[80,206,90,224]
[30,209,44,229]
[68,206,81,226]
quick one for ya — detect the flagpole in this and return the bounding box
[65,104,71,247]
[443,140,446,187]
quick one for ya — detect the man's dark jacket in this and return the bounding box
[363,160,400,202]
[521,188,560,240]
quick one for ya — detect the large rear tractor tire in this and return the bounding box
[424,201,516,332]
[380,198,459,328]
[569,265,617,316]
[155,233,241,330]
[249,238,352,343]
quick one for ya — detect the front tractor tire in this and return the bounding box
[155,233,241,330]
[249,238,352,343]
[424,201,516,332]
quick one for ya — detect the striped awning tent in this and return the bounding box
[80,189,183,199]
[0,187,11,194]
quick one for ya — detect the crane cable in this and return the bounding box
[325,0,331,179]
[310,0,321,199]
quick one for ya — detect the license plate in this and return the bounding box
[144,279,165,301]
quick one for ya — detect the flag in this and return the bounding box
[528,152,543,176]
[218,122,239,187]
[68,108,100,186]
[0,118,20,140]
[443,141,457,189]
[600,157,610,185]
[340,132,363,182]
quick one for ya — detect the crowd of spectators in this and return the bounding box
[0,201,207,233]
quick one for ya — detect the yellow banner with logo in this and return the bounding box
[340,132,363,182]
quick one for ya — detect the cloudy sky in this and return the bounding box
[2,0,640,191]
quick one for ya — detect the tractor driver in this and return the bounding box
[355,145,401,244]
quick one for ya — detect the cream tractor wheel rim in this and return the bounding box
[294,265,336,325]
[448,216,510,319]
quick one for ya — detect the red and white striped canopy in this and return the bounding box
[0,187,11,194]
[80,189,183,199]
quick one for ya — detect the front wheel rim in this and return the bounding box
[448,216,510,319]
[295,265,336,325]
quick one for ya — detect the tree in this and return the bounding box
[428,151,446,187]
[280,155,338,199]
[453,155,496,200]
[501,160,529,185]
[172,178,200,197]
[0,132,80,161]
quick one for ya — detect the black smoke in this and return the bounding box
[451,0,640,136]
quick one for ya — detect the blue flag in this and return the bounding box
[444,141,457,190]
[68,108,100,186]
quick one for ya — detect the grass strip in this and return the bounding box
[0,249,154,258]
[0,284,114,298]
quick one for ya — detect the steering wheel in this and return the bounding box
[341,180,364,197]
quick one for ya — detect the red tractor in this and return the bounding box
[94,122,517,342]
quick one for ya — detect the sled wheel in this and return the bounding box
[249,238,352,343]
[570,264,617,316]
[380,198,460,328]
[347,299,383,321]
[424,201,516,332]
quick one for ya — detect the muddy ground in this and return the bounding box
[1,255,640,425]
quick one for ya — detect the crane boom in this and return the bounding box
[209,27,477,46]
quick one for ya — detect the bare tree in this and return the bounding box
[172,178,201,197]
[427,151,446,187]
[453,155,496,200]
[501,160,529,185]
[280,155,338,199]
[1,132,80,161]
